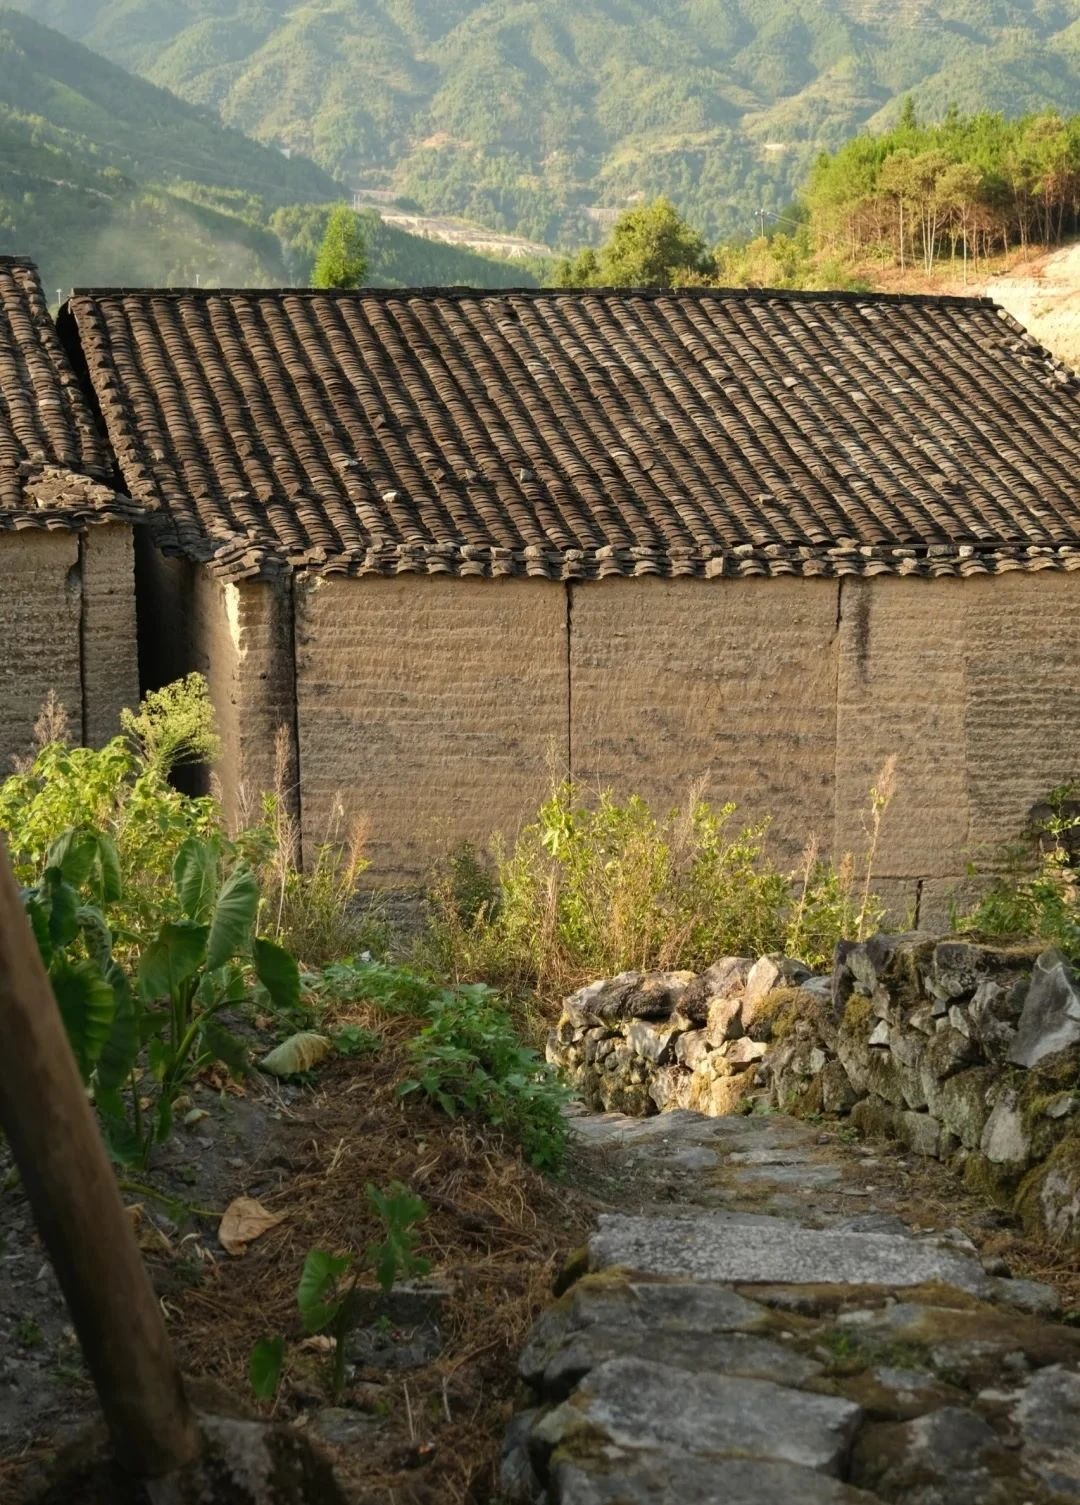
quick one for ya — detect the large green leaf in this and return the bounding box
[92,835,123,906]
[46,830,123,906]
[253,938,301,1014]
[249,1336,285,1401]
[46,829,99,887]
[43,870,79,949]
[138,922,208,1001]
[206,866,258,971]
[95,967,139,1093]
[173,835,219,922]
[51,958,116,1080]
[297,1248,353,1334]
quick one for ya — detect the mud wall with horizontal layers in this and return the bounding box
[165,570,1079,893]
[293,575,569,887]
[0,525,137,769]
[81,524,139,747]
[569,577,839,867]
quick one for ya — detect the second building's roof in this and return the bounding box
[0,258,138,534]
[62,283,1080,581]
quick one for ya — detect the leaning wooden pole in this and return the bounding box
[0,841,202,1479]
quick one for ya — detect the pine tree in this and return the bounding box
[312,205,367,290]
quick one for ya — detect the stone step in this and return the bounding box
[588,1210,993,1295]
[503,1106,1080,1505]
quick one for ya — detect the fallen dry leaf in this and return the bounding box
[125,1202,173,1255]
[218,1197,286,1256]
[299,1335,335,1353]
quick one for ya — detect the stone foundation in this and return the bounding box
[547,935,1080,1246]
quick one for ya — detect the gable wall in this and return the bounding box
[0,531,82,769]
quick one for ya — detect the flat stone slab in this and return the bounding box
[551,1454,881,1504]
[535,1356,862,1474]
[508,1105,1080,1505]
[1013,1365,1080,1497]
[533,1326,823,1400]
[589,1212,990,1294]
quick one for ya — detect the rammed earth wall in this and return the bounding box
[0,525,137,768]
[169,570,1080,898]
[547,935,1080,1248]
[294,575,569,885]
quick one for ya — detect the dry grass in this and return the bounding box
[162,1039,590,1504]
[4,1017,592,1505]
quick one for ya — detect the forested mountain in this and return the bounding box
[0,9,538,291]
[10,0,1080,245]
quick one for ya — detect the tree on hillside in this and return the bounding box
[806,107,1080,273]
[312,205,367,289]
[553,199,710,288]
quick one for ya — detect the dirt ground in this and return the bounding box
[0,1032,594,1505]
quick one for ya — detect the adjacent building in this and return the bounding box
[0,257,139,768]
[59,284,1080,921]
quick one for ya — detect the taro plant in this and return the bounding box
[249,1183,429,1404]
[20,826,300,1165]
[126,833,300,1152]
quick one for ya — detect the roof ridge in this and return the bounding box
[67,283,1001,310]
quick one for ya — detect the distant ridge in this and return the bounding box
[12,0,1080,244]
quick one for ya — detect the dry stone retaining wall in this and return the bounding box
[547,934,1080,1246]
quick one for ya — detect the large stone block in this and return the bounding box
[588,1211,991,1295]
[533,1356,862,1476]
[1008,950,1080,1069]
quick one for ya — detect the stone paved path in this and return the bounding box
[502,1106,1080,1504]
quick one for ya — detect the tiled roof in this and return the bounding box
[62,284,1080,582]
[0,258,139,533]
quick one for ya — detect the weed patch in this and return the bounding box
[426,776,891,1000]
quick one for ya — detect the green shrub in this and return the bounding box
[0,675,230,945]
[427,779,889,997]
[307,960,569,1170]
[959,784,1080,958]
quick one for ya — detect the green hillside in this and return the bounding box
[0,9,540,290]
[10,0,1080,244]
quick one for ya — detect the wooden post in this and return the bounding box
[0,843,202,1478]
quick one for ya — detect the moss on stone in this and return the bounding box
[843,993,874,1033]
[756,985,822,1043]
[553,1244,590,1297]
[1016,1129,1080,1240]
[961,1150,1019,1208]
